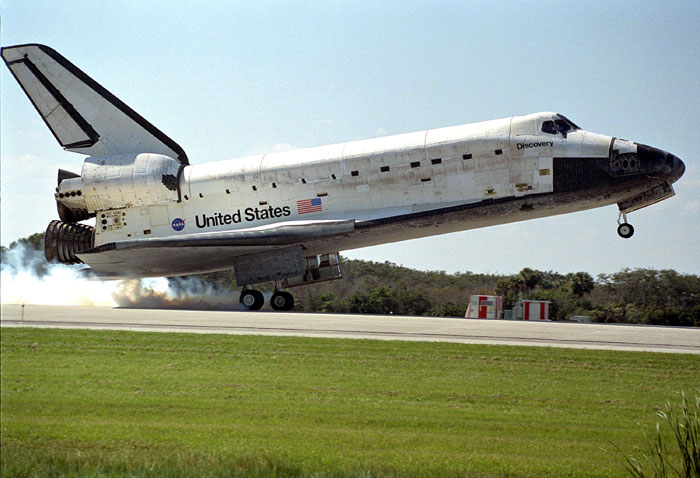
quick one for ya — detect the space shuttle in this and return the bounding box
[2,44,685,310]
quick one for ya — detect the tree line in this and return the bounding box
[291,263,700,326]
[2,232,699,326]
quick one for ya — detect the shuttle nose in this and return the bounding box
[661,151,685,184]
[636,144,685,184]
[669,154,685,183]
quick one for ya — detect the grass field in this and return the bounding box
[1,327,699,477]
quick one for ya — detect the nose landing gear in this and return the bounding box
[617,212,634,239]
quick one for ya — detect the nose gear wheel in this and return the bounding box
[616,212,634,239]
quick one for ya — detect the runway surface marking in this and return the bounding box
[2,304,698,354]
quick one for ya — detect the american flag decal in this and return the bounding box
[297,197,323,214]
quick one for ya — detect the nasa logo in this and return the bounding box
[171,218,185,231]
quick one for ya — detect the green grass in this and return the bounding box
[621,391,700,477]
[1,328,699,477]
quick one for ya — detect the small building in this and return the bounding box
[513,300,551,321]
[465,295,504,319]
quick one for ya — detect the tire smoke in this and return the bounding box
[1,244,247,310]
[113,278,245,310]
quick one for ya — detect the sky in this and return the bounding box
[1,0,699,277]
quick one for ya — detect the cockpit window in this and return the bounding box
[555,119,571,135]
[542,121,557,134]
[541,115,581,135]
[557,114,581,131]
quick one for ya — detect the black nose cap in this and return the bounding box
[669,154,685,183]
[637,143,685,183]
[661,150,685,184]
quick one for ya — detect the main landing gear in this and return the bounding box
[237,252,343,312]
[617,212,634,239]
[239,287,295,311]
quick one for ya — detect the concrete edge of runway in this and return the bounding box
[1,303,699,354]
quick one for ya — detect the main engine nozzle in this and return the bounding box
[45,220,94,264]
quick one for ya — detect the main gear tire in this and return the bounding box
[240,289,265,310]
[270,291,294,311]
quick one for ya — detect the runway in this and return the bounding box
[1,304,698,354]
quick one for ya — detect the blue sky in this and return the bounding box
[1,1,699,276]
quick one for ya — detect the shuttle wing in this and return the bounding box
[77,220,355,278]
[1,44,188,164]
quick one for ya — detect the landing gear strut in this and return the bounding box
[617,212,634,239]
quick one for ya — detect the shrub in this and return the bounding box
[622,392,700,477]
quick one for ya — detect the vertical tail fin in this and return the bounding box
[2,44,188,164]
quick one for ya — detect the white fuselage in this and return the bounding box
[86,112,612,250]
